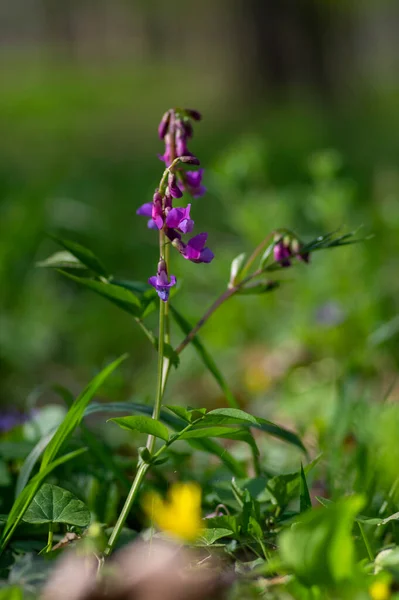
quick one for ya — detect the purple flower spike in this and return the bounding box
[273,240,292,267]
[166,204,194,234]
[168,172,183,199]
[179,169,206,198]
[148,259,176,302]
[183,233,214,263]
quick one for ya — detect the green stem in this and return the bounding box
[358,522,373,561]
[105,228,171,557]
[104,462,149,557]
[47,522,54,553]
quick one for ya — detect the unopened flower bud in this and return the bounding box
[168,172,183,199]
[185,109,202,121]
[158,110,171,139]
[179,156,200,165]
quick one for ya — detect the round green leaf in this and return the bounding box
[23,484,91,527]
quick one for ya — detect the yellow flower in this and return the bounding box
[143,482,203,542]
[369,581,391,600]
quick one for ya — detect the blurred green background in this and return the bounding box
[1,0,399,438]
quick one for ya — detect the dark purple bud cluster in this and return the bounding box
[138,109,214,301]
[273,233,310,267]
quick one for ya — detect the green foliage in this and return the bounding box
[279,495,365,588]
[23,483,90,527]
[109,416,170,442]
[40,354,127,472]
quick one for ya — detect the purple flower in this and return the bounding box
[179,169,206,198]
[273,240,292,267]
[136,202,158,230]
[166,204,194,234]
[0,409,30,433]
[158,110,171,139]
[185,109,202,121]
[182,233,214,263]
[159,133,173,166]
[168,172,183,199]
[148,259,176,302]
[152,191,164,230]
[176,129,192,158]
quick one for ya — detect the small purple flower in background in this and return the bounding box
[149,259,177,302]
[166,204,194,234]
[273,234,310,267]
[182,233,214,264]
[0,409,30,434]
[178,169,206,199]
[273,239,292,267]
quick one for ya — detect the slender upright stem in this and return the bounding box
[104,462,149,557]
[105,228,171,556]
[46,522,54,553]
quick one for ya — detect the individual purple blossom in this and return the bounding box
[185,109,202,121]
[148,259,176,302]
[158,110,171,139]
[159,133,174,166]
[273,240,292,267]
[168,172,183,199]
[136,202,157,230]
[178,169,206,198]
[152,191,164,229]
[166,204,194,234]
[175,128,192,158]
[182,233,214,263]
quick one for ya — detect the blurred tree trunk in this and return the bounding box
[235,0,351,102]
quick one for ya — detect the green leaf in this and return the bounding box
[279,495,365,588]
[259,242,276,268]
[109,416,170,442]
[198,408,258,426]
[170,306,239,408]
[300,463,312,512]
[195,408,306,455]
[178,426,243,439]
[0,448,87,552]
[58,272,142,317]
[237,280,279,295]
[267,456,320,508]
[36,250,87,270]
[84,401,246,477]
[229,253,247,285]
[41,354,127,472]
[15,431,56,498]
[0,587,23,600]
[50,235,108,277]
[23,483,90,526]
[197,528,234,546]
[165,405,193,422]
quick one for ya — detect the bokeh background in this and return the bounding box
[1,0,399,450]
